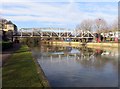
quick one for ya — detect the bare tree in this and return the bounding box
[77,19,93,32]
[75,19,94,42]
[111,19,118,31]
[94,18,107,33]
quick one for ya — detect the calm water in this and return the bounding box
[31,45,118,87]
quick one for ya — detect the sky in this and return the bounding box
[0,0,119,30]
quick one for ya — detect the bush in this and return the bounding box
[2,41,13,51]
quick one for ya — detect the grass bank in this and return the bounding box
[2,45,50,87]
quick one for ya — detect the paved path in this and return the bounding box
[0,43,21,67]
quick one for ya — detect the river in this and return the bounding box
[31,44,118,87]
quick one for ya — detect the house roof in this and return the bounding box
[0,18,7,24]
[6,21,13,24]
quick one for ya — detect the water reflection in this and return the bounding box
[32,45,118,87]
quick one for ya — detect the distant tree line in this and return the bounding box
[75,17,118,42]
[76,18,118,33]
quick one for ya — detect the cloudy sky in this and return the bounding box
[0,0,118,29]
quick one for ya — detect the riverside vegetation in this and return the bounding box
[2,45,50,87]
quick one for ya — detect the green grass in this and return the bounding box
[2,45,49,87]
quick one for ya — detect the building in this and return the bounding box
[0,18,18,41]
[4,21,14,31]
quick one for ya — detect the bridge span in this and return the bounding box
[13,28,95,40]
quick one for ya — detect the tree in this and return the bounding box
[77,19,93,32]
[94,18,107,33]
[111,19,118,31]
[6,30,13,42]
[75,19,94,42]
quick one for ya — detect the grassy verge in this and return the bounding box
[2,45,50,87]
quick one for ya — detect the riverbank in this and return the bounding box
[2,45,50,87]
[87,42,118,48]
[45,41,119,48]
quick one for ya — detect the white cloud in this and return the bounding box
[1,1,118,28]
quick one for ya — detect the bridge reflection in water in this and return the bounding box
[31,45,118,87]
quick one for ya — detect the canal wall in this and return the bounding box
[52,41,81,46]
[33,56,51,87]
[44,41,119,48]
[47,41,83,47]
[29,47,51,87]
[87,43,118,48]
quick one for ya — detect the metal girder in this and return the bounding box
[14,28,94,39]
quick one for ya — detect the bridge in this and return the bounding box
[14,28,95,38]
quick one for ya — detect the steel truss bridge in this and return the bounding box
[14,28,95,39]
